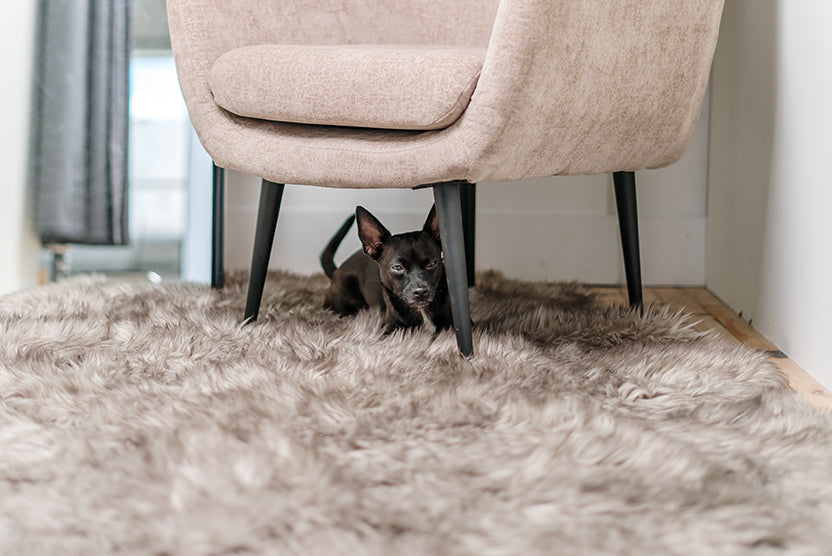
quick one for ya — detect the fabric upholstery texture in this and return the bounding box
[168,0,725,188]
[211,45,485,131]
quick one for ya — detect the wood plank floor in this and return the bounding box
[589,286,832,412]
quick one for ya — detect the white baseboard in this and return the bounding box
[225,206,705,286]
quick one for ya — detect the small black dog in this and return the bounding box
[321,205,452,333]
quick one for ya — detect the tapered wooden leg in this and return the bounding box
[244,179,285,323]
[211,163,225,289]
[460,182,476,288]
[613,171,643,308]
[433,181,474,356]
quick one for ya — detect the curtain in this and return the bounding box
[32,0,131,245]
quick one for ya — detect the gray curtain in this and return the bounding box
[32,0,130,245]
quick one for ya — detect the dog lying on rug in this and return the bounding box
[320,206,453,334]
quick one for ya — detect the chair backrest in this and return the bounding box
[167,0,499,60]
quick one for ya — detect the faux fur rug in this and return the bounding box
[1,271,832,555]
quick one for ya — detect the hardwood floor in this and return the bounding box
[590,286,832,412]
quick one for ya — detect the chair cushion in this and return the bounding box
[209,44,486,131]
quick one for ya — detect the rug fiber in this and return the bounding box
[1,271,831,555]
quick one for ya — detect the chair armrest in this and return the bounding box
[460,0,725,179]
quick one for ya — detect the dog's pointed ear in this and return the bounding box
[356,206,391,260]
[424,204,441,243]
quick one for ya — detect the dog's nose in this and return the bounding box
[412,288,429,301]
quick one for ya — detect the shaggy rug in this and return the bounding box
[1,271,831,555]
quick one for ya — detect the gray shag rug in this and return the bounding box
[1,271,832,555]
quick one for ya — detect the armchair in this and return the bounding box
[167,0,725,356]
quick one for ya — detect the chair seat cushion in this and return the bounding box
[209,44,486,131]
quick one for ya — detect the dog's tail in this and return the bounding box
[320,214,355,278]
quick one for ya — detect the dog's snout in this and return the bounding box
[406,284,433,307]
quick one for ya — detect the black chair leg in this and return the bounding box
[244,179,285,323]
[612,171,643,308]
[433,181,474,356]
[211,163,226,289]
[460,182,476,288]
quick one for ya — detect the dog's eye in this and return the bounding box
[426,260,438,269]
[391,264,405,274]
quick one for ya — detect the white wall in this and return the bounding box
[224,97,710,287]
[707,0,832,388]
[0,3,40,294]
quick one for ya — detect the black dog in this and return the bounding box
[321,205,452,333]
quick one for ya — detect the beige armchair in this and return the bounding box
[167,0,725,356]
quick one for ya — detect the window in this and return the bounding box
[44,0,189,282]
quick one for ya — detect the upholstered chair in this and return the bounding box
[167,0,725,356]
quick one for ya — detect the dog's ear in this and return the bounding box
[423,204,441,243]
[356,206,391,260]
